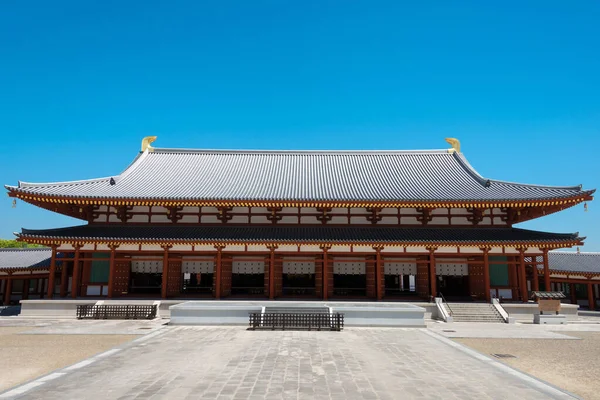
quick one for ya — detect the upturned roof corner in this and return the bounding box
[445,137,460,153]
[141,136,157,152]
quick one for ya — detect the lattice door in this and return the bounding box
[416,262,430,299]
[366,258,377,299]
[113,261,131,297]
[167,260,182,297]
[469,263,485,300]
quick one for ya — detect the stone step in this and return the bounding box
[263,307,330,314]
[443,303,505,323]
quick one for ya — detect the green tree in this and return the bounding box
[0,239,44,248]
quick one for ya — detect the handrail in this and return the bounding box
[439,292,453,316]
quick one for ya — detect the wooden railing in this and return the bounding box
[248,312,344,331]
[76,304,157,320]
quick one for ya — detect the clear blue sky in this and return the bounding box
[1,1,598,249]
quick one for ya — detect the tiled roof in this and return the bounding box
[18,225,581,246]
[548,251,600,274]
[0,248,53,271]
[6,148,593,203]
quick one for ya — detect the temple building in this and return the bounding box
[3,137,596,305]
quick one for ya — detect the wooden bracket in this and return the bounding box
[83,205,101,223]
[366,207,383,224]
[266,207,283,224]
[467,208,485,225]
[416,208,434,225]
[216,207,233,223]
[166,206,184,223]
[316,207,333,224]
[116,205,134,223]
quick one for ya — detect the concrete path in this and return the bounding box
[3,326,574,400]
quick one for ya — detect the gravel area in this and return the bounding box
[454,331,600,400]
[0,326,139,392]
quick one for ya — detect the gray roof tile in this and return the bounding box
[19,225,580,246]
[0,248,53,270]
[548,251,600,274]
[7,148,593,203]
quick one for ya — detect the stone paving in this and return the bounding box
[4,326,574,400]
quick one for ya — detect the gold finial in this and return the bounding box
[141,136,157,152]
[445,138,460,153]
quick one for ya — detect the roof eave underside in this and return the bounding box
[16,226,583,248]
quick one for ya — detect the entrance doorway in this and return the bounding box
[129,257,162,296]
[438,276,470,298]
[129,272,162,295]
[231,258,265,296]
[436,260,470,300]
[384,274,417,296]
[383,259,418,297]
[181,258,214,296]
[282,258,316,296]
[332,258,366,297]
[182,273,213,295]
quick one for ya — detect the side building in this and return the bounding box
[4,137,595,304]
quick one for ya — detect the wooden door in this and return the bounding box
[469,263,486,300]
[167,260,182,297]
[416,262,430,299]
[113,261,131,297]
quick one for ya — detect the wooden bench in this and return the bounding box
[76,304,157,320]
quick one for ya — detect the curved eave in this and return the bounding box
[7,187,595,209]
[16,235,584,250]
[542,269,600,279]
[0,267,51,273]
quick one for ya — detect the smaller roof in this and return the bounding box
[548,251,600,275]
[530,291,566,300]
[0,248,53,271]
[17,225,582,247]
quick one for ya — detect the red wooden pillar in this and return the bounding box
[588,282,595,311]
[59,260,69,298]
[22,279,30,300]
[161,246,170,299]
[542,248,551,291]
[374,247,383,301]
[570,283,577,305]
[532,258,540,292]
[518,249,528,302]
[428,248,437,298]
[107,245,118,298]
[268,246,276,300]
[482,247,491,302]
[71,246,81,298]
[215,246,222,299]
[322,246,330,300]
[4,277,12,305]
[47,245,57,298]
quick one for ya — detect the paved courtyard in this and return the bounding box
[1,325,575,400]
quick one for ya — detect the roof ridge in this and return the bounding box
[550,251,600,255]
[489,179,585,191]
[17,176,111,189]
[150,147,452,155]
[0,247,51,251]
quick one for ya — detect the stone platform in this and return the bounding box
[169,301,426,327]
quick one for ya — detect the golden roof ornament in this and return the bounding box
[445,137,460,153]
[141,136,157,152]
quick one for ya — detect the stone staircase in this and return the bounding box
[444,303,506,323]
